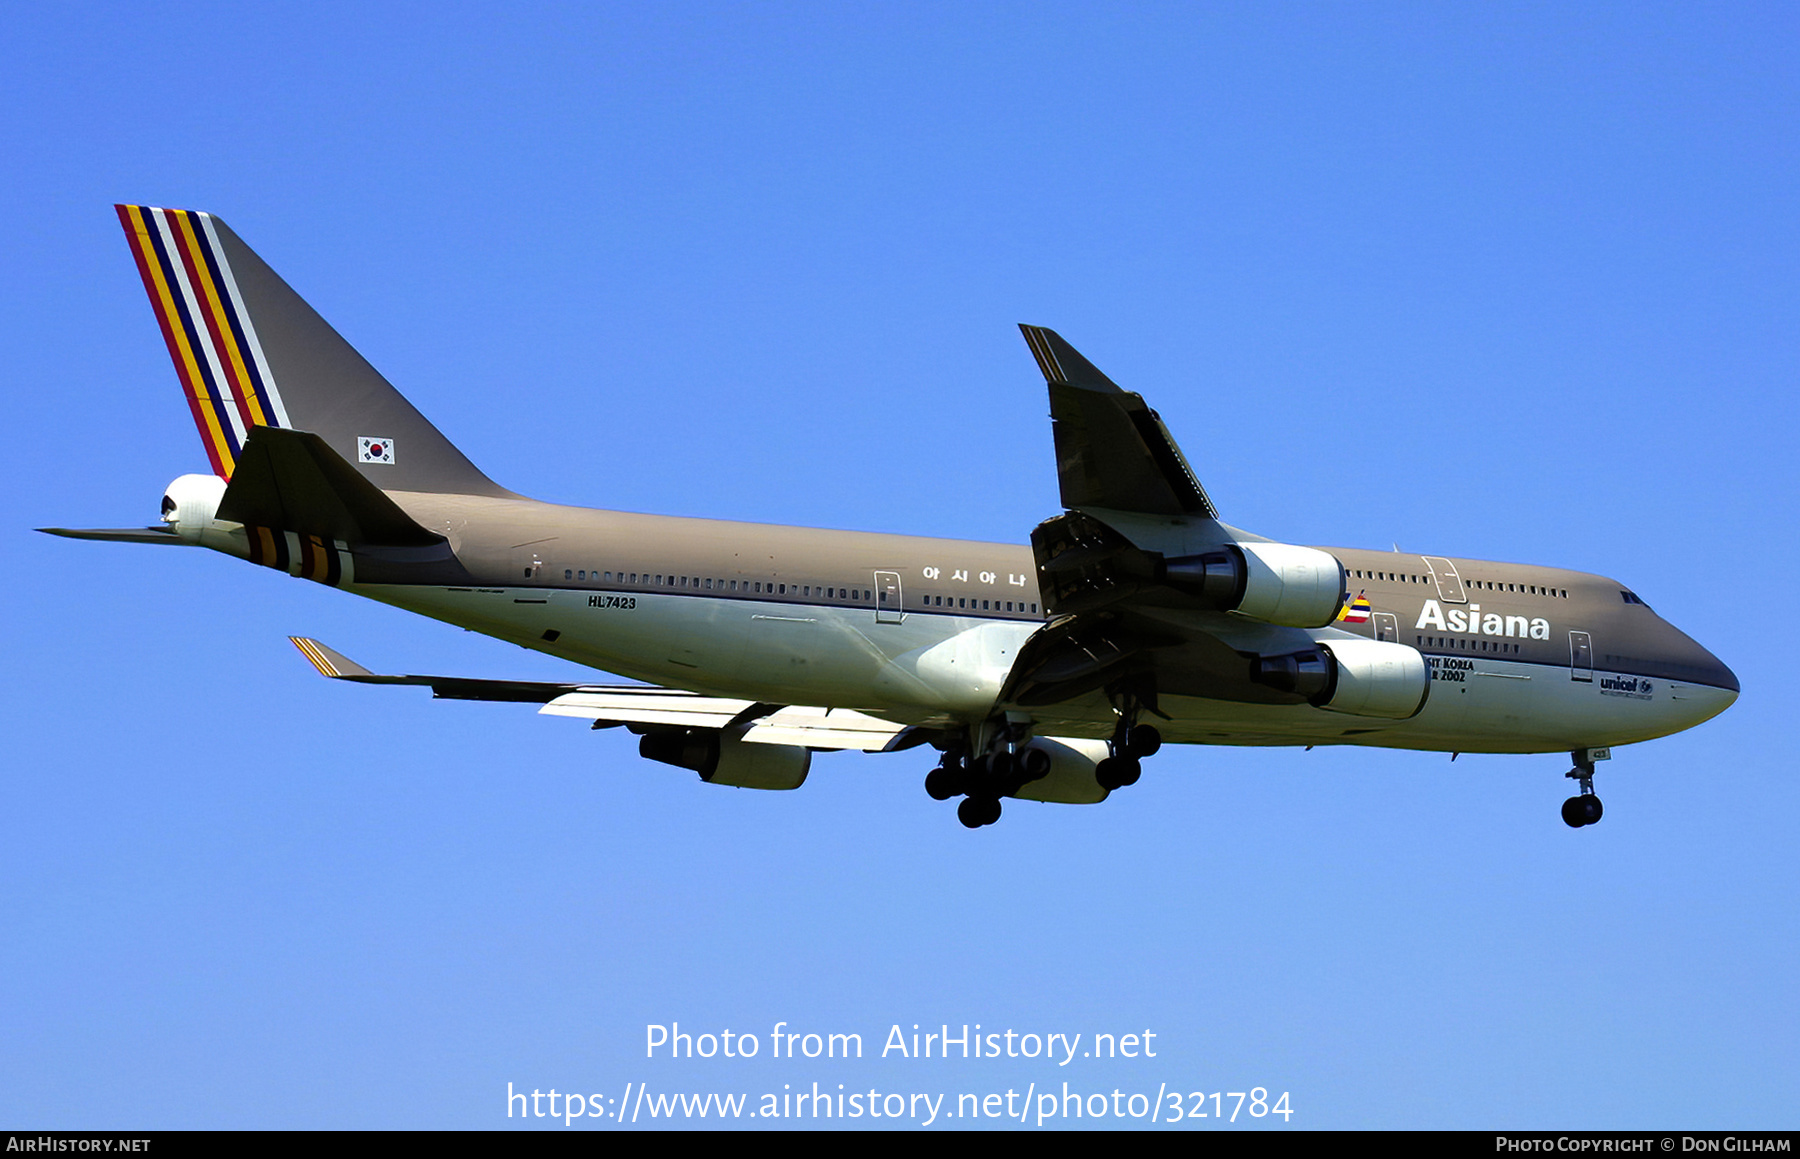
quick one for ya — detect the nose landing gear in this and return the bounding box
[1561,747,1609,828]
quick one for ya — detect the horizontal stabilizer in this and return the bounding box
[1019,324,1217,519]
[37,526,183,544]
[222,427,444,547]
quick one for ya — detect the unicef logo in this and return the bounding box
[1640,680,1653,694]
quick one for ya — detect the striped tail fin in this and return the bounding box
[115,205,514,497]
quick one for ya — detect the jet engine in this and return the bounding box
[1163,542,1347,629]
[1032,512,1346,627]
[1249,637,1430,719]
[639,729,811,790]
[1006,737,1113,805]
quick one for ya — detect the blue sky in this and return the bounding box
[3,2,1795,1129]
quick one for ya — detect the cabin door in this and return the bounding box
[1569,631,1594,682]
[874,571,904,624]
[1422,556,1467,603]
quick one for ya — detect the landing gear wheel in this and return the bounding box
[1127,724,1162,758]
[1562,750,1604,827]
[957,796,1002,828]
[1561,795,1605,827]
[1020,747,1051,782]
[925,766,960,801]
[1097,756,1142,790]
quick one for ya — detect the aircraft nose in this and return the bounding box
[1656,628,1738,731]
[1685,636,1738,696]
[1711,652,1740,696]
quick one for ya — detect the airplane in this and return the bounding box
[41,204,1740,830]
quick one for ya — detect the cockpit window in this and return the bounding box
[1620,590,1652,610]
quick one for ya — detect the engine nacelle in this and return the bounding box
[1007,737,1113,805]
[1250,638,1430,720]
[160,473,228,545]
[1164,542,1346,628]
[639,729,811,790]
[1321,638,1431,719]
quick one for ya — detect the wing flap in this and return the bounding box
[741,706,908,751]
[539,691,759,730]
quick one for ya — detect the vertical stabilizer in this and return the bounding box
[116,205,514,497]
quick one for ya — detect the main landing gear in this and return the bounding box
[1097,723,1160,790]
[927,692,1168,829]
[1561,747,1609,828]
[1096,687,1161,791]
[925,720,1053,829]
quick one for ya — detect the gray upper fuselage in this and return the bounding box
[383,490,1738,699]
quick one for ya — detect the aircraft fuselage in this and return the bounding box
[320,491,1737,757]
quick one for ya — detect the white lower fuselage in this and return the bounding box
[356,580,1735,756]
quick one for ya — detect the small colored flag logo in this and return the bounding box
[1337,591,1372,624]
[358,436,395,465]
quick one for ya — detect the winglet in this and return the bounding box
[289,636,374,679]
[1019,325,1122,391]
[288,637,599,701]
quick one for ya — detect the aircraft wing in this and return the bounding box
[1019,325,1217,519]
[1006,329,1348,716]
[290,638,911,752]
